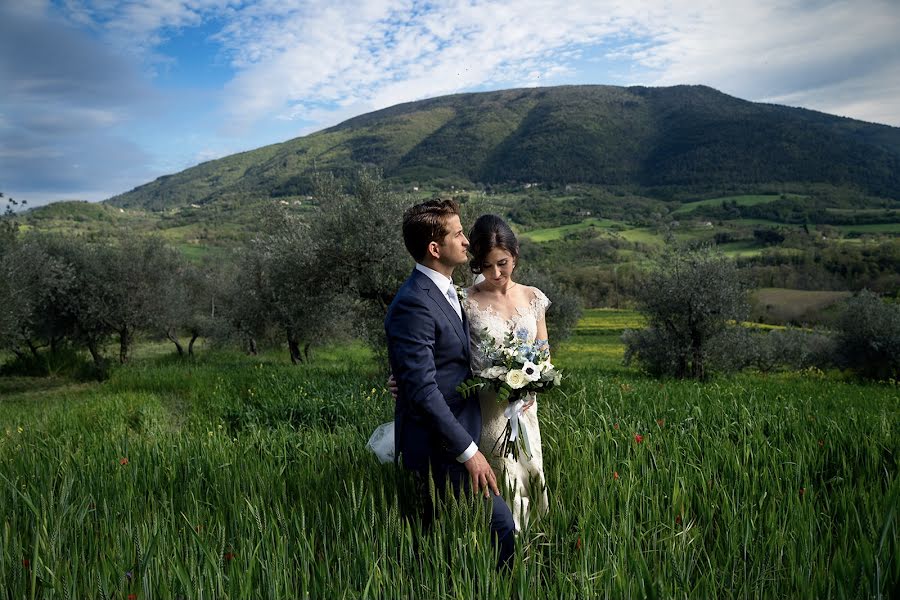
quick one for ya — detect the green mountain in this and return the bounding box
[107,85,900,210]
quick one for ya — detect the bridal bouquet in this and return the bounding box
[457,327,562,460]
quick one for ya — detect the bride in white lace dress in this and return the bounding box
[464,214,550,531]
[369,214,551,530]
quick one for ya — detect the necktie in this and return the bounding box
[445,286,462,321]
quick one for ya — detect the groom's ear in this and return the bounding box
[427,240,441,260]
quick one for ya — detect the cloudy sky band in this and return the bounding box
[2,0,898,207]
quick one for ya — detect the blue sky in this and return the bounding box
[2,0,899,208]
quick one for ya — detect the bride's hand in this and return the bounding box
[387,373,398,400]
[522,391,536,412]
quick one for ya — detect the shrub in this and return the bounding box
[517,268,583,343]
[623,245,750,379]
[746,328,838,373]
[835,291,900,380]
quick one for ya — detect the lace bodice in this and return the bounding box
[464,286,551,373]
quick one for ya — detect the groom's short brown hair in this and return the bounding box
[402,198,460,262]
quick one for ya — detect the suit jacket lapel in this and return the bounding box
[461,304,471,361]
[414,270,469,349]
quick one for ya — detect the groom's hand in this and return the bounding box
[464,451,500,498]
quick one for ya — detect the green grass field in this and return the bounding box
[717,240,764,258]
[520,219,628,242]
[751,288,852,325]
[1,311,898,598]
[834,223,900,235]
[672,194,803,215]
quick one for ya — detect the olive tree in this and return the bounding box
[0,235,76,362]
[835,290,900,380]
[251,202,350,364]
[308,170,411,354]
[623,245,750,379]
[1,193,20,255]
[215,249,277,356]
[19,235,116,373]
[90,236,185,363]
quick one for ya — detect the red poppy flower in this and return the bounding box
[613,471,619,480]
[225,552,236,561]
[119,457,129,465]
[22,559,30,569]
[634,434,644,443]
[575,537,582,550]
[128,595,137,600]
[613,423,619,430]
[656,419,665,427]
[675,514,682,525]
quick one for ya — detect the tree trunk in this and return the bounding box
[188,330,200,356]
[86,340,103,368]
[287,334,302,365]
[166,327,185,356]
[247,337,258,356]
[26,339,40,359]
[119,327,131,364]
[86,339,109,381]
[303,342,312,363]
[690,332,704,380]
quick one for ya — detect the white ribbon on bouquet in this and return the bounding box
[501,391,535,458]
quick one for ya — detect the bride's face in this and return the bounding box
[479,247,516,289]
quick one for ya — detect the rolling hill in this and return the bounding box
[106,85,900,211]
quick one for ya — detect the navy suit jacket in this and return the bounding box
[384,268,479,473]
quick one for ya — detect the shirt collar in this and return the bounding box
[415,263,454,296]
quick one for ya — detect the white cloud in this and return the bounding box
[213,0,630,130]
[9,0,894,208]
[57,0,900,130]
[207,0,899,131]
[619,0,900,125]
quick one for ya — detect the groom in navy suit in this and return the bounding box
[385,198,515,570]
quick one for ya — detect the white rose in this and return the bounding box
[521,361,541,382]
[505,369,528,389]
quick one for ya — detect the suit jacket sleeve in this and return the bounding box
[386,292,474,457]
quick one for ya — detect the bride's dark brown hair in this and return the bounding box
[468,214,519,275]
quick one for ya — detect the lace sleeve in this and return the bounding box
[531,287,551,318]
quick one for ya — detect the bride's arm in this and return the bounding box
[524,304,551,413]
[536,317,550,356]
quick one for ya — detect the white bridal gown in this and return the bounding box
[366,285,552,531]
[464,286,551,531]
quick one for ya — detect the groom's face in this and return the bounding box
[435,214,469,267]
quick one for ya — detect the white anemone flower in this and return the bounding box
[522,361,541,382]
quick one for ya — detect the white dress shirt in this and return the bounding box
[414,263,478,463]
